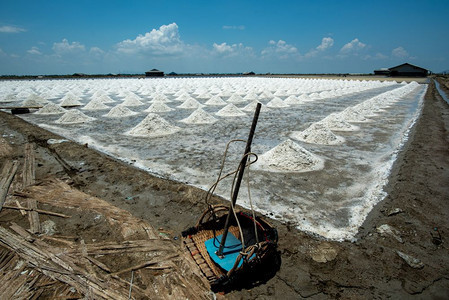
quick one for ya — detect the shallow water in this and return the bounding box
[434,79,449,104]
[0,77,427,240]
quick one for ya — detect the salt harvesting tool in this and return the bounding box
[182,103,279,292]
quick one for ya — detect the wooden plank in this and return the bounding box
[0,160,19,212]
[23,143,36,187]
[23,143,40,234]
[27,199,40,234]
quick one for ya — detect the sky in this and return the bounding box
[0,0,448,75]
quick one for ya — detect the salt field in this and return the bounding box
[0,77,427,241]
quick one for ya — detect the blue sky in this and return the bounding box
[1,0,448,75]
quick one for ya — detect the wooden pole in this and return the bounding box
[217,103,261,257]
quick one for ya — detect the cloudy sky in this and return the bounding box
[1,0,448,75]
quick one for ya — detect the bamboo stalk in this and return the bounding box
[0,160,19,212]
[3,205,70,218]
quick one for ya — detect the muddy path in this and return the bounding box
[1,77,448,299]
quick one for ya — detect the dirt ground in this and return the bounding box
[1,76,449,299]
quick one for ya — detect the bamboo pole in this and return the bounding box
[0,160,19,212]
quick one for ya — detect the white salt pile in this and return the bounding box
[216,103,246,117]
[298,94,312,101]
[242,101,264,112]
[283,95,302,105]
[266,97,289,108]
[204,95,227,106]
[21,99,45,108]
[60,92,82,102]
[55,109,95,124]
[127,113,180,137]
[121,95,144,107]
[341,107,371,123]
[196,92,212,100]
[175,92,192,101]
[83,99,110,110]
[93,94,115,104]
[259,91,274,100]
[27,94,48,104]
[177,98,203,109]
[243,92,258,101]
[321,114,359,132]
[227,94,246,104]
[104,105,138,118]
[254,139,324,173]
[290,122,345,145]
[179,108,217,124]
[151,93,171,102]
[36,103,66,115]
[60,95,82,107]
[145,101,174,113]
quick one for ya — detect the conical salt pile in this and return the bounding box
[341,107,371,123]
[283,95,302,105]
[26,94,48,104]
[322,114,359,131]
[243,92,258,101]
[242,101,264,112]
[60,95,82,107]
[93,94,115,104]
[266,97,289,108]
[298,94,311,101]
[152,93,171,102]
[127,113,180,137]
[55,109,95,124]
[196,92,212,100]
[21,98,45,108]
[215,103,246,117]
[104,105,138,118]
[177,98,203,109]
[227,94,246,104]
[290,122,345,145]
[36,103,66,115]
[204,95,227,106]
[179,108,217,124]
[145,101,174,113]
[121,95,144,107]
[83,99,110,110]
[254,139,324,173]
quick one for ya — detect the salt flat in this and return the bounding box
[0,77,426,240]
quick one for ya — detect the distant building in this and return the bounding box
[243,71,255,76]
[373,68,390,76]
[389,63,428,77]
[374,63,428,77]
[145,69,164,77]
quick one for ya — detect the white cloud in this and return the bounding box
[116,23,184,56]
[340,38,366,53]
[0,25,26,33]
[306,37,334,57]
[90,47,104,55]
[392,46,409,58]
[317,37,334,51]
[52,39,85,55]
[27,46,42,55]
[222,25,245,30]
[0,48,6,56]
[212,42,253,58]
[262,40,300,59]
